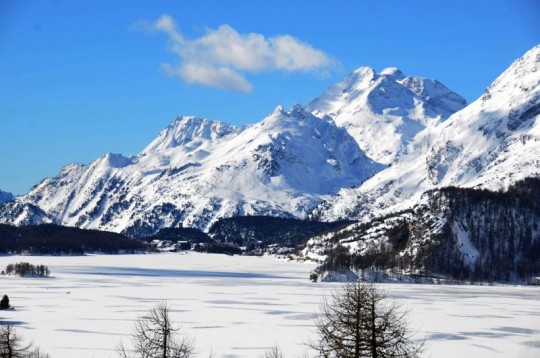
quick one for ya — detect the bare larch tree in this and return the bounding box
[310,282,423,358]
[117,302,195,358]
[0,325,50,358]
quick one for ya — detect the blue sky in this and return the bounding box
[1,0,539,195]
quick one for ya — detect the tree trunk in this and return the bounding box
[163,320,168,358]
[371,300,377,358]
[355,297,361,358]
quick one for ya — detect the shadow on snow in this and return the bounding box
[60,266,293,279]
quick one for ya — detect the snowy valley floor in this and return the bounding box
[0,253,539,358]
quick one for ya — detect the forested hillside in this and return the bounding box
[0,224,146,254]
[305,178,540,282]
[209,216,352,247]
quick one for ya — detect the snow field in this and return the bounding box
[0,253,539,358]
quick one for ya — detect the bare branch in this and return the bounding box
[0,325,50,358]
[259,344,284,358]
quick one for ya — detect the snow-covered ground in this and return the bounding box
[0,253,538,358]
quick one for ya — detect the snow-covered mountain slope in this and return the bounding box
[0,106,381,236]
[315,45,540,222]
[0,201,52,226]
[0,190,14,204]
[306,67,467,164]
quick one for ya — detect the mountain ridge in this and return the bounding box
[1,45,538,242]
[314,45,540,223]
[0,106,381,237]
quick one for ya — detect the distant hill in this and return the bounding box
[0,190,14,205]
[0,224,146,255]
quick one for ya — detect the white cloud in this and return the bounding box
[270,35,333,72]
[162,62,253,93]
[141,14,337,92]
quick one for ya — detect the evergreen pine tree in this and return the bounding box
[0,295,9,310]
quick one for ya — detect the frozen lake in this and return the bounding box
[0,253,539,358]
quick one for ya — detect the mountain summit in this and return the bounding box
[307,66,467,164]
[141,116,243,155]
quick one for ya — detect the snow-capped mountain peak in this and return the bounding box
[141,116,243,155]
[258,104,331,131]
[308,66,377,116]
[379,67,405,78]
[307,66,467,164]
[102,153,134,169]
[225,105,382,194]
[487,44,540,92]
